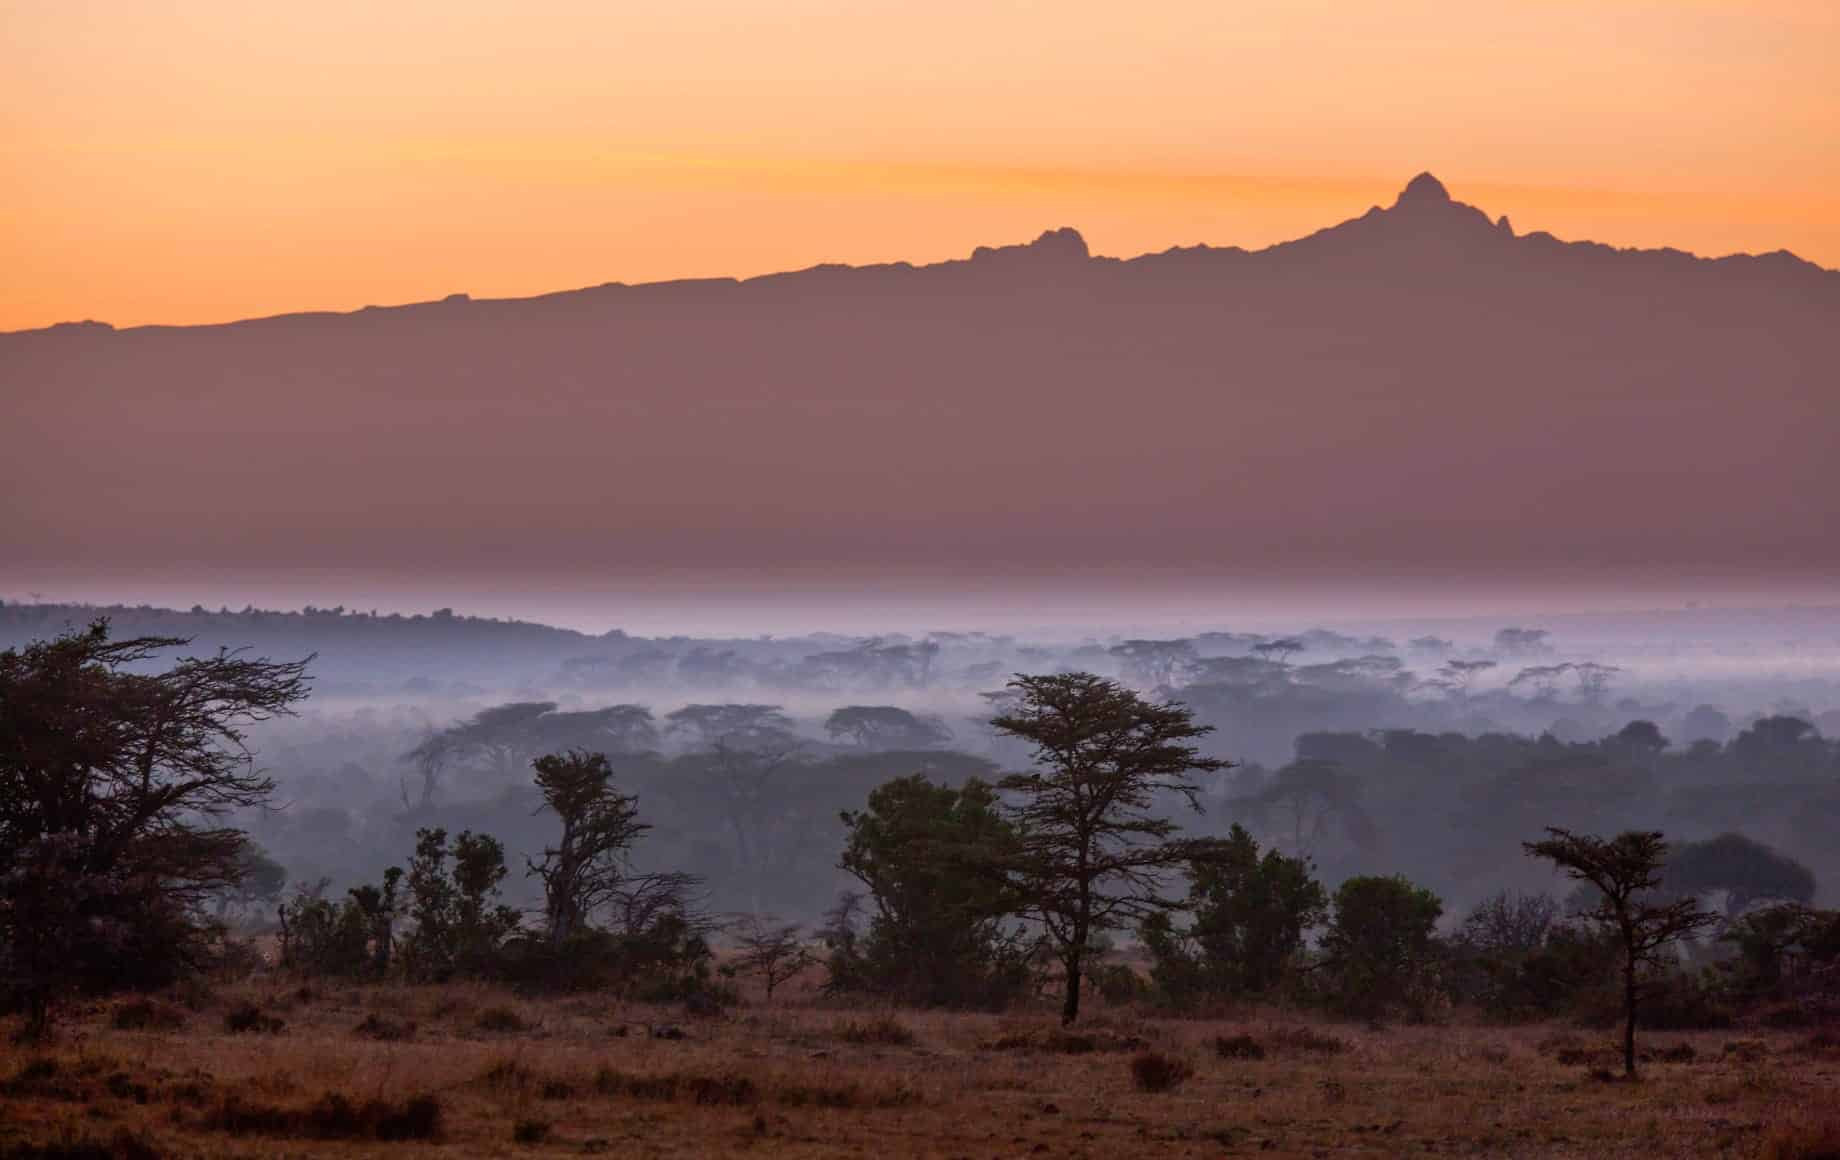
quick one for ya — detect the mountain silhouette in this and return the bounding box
[4,174,1835,590]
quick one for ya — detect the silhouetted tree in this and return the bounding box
[528,751,648,945]
[1664,832,1815,919]
[401,827,520,981]
[0,621,311,1038]
[824,705,952,750]
[991,672,1231,1024]
[836,774,1028,1006]
[1524,828,1716,1076]
[1139,824,1325,1002]
[1320,875,1444,1019]
[1108,639,1198,690]
[729,915,815,1001]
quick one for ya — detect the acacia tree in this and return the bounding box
[730,915,816,1001]
[1524,828,1717,1077]
[991,672,1231,1024]
[0,622,310,1038]
[528,750,649,945]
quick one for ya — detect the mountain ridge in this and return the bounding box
[6,172,1832,339]
[4,171,1835,590]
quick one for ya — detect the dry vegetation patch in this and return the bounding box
[4,986,1838,1157]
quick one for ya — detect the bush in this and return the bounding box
[1760,1116,1840,1160]
[1267,1025,1348,1055]
[223,1004,285,1035]
[591,1068,760,1106]
[1129,1051,1194,1093]
[111,998,186,1031]
[1213,1033,1266,1060]
[475,1006,528,1033]
[1141,825,1326,1007]
[206,1092,440,1141]
[834,1016,916,1046]
[1319,875,1444,1019]
[354,1014,416,1041]
[0,1130,165,1160]
[831,777,1037,1009]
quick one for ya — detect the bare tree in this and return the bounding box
[991,672,1232,1024]
[730,914,816,1000]
[1524,828,1716,1077]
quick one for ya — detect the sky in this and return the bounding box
[4,0,1838,333]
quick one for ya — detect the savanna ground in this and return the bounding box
[5,982,1839,1159]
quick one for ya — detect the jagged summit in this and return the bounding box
[971,226,1089,264]
[1395,171,1452,207]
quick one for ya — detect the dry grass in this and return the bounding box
[2,981,1835,1157]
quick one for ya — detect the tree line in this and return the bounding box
[4,623,1837,1077]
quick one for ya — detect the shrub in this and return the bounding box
[834,1016,916,1046]
[206,1092,440,1141]
[985,1028,1145,1054]
[1761,1116,1840,1160]
[1266,1025,1348,1055]
[1129,1051,1194,1093]
[111,998,186,1031]
[1141,825,1326,1007]
[475,1006,528,1033]
[354,1014,416,1041]
[1092,962,1149,1004]
[223,1004,285,1035]
[831,777,1037,1010]
[591,1068,759,1106]
[1319,875,1444,1019]
[0,1129,165,1160]
[1213,1033,1266,1060]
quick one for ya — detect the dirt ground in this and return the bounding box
[4,983,1838,1158]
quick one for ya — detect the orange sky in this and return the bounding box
[3,0,1836,332]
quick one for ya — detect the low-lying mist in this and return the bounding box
[4,598,1836,924]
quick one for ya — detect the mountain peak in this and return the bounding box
[1395,172,1451,208]
[971,226,1089,265]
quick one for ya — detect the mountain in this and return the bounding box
[4,173,1836,593]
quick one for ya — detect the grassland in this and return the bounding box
[4,982,1838,1158]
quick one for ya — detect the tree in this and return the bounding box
[1250,638,1304,666]
[403,702,657,808]
[277,867,402,978]
[1139,823,1325,1003]
[991,672,1232,1024]
[400,827,520,981]
[0,621,311,1038]
[664,705,802,913]
[1232,759,1376,858]
[1663,832,1815,919]
[1431,659,1496,699]
[824,705,953,750]
[528,751,648,946]
[1524,828,1717,1077]
[729,915,816,1001]
[1107,639,1198,690]
[836,774,1029,1007]
[1319,875,1444,1019]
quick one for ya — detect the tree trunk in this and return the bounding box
[1622,952,1638,1078]
[1061,942,1083,1026]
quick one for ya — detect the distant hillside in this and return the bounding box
[5,173,1836,590]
